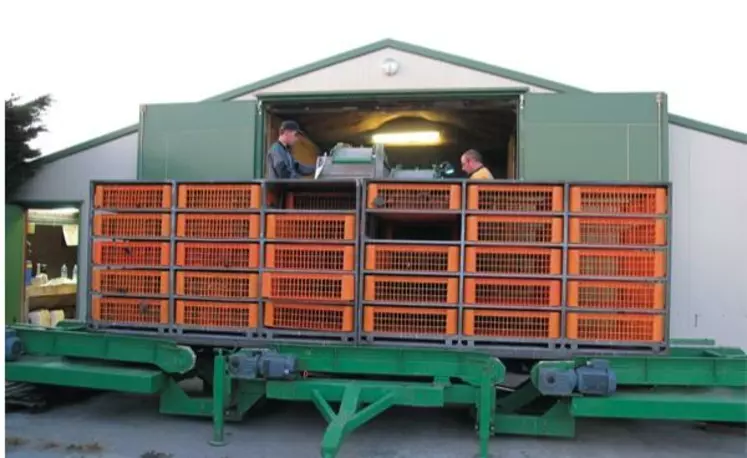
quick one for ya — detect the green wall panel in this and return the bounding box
[138,101,259,180]
[519,93,667,182]
[5,204,25,324]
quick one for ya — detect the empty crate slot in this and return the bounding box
[365,245,459,272]
[93,184,172,210]
[364,276,458,304]
[176,243,259,269]
[177,184,260,209]
[93,213,171,238]
[263,273,355,301]
[285,192,357,210]
[570,217,667,246]
[93,241,170,266]
[568,281,665,310]
[363,306,458,335]
[371,219,460,242]
[464,279,561,307]
[465,247,562,275]
[266,214,356,240]
[463,310,560,338]
[91,297,168,325]
[92,269,169,295]
[176,214,260,239]
[264,303,354,332]
[176,301,258,329]
[176,272,259,299]
[569,249,666,278]
[466,216,562,244]
[567,313,664,342]
[367,183,461,211]
[467,184,563,212]
[570,186,668,215]
[265,244,355,271]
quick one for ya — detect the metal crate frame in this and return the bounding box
[86,178,672,357]
[258,179,361,344]
[359,178,672,356]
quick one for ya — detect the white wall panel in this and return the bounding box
[236,48,552,99]
[669,125,747,348]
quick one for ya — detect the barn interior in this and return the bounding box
[263,96,519,179]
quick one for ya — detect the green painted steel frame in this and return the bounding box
[5,326,747,457]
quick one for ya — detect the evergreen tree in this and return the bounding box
[5,94,53,199]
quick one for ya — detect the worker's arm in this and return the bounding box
[294,160,317,176]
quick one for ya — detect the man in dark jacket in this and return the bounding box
[266,120,316,179]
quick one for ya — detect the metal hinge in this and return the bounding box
[257,101,263,114]
[519,94,525,110]
[656,93,663,106]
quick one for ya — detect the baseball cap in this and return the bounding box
[280,120,303,134]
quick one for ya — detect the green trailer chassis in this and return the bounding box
[5,323,747,458]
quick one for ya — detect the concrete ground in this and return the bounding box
[5,390,746,458]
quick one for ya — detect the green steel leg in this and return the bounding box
[477,374,495,458]
[209,350,227,447]
[312,383,396,458]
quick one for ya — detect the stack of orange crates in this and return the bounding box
[90,183,173,329]
[463,184,565,345]
[566,185,668,348]
[261,185,358,341]
[173,183,262,336]
[361,182,463,343]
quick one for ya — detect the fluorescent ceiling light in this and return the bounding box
[29,208,79,216]
[372,131,442,146]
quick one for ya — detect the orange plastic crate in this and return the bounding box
[285,192,357,210]
[364,275,459,304]
[176,272,259,299]
[93,241,170,266]
[570,186,668,215]
[266,214,356,240]
[176,301,258,329]
[265,244,355,271]
[569,249,667,278]
[466,216,563,244]
[463,310,560,338]
[467,184,563,212]
[91,297,168,325]
[365,245,460,273]
[464,278,561,307]
[570,217,667,246]
[363,306,458,335]
[177,184,260,209]
[93,213,171,238]
[465,246,562,275]
[262,273,355,301]
[176,214,260,239]
[367,183,461,210]
[176,243,259,269]
[264,303,354,332]
[567,313,665,343]
[568,281,666,310]
[93,184,172,210]
[92,269,169,295]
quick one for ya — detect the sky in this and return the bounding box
[3,0,746,156]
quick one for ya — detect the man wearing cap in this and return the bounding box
[266,120,316,179]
